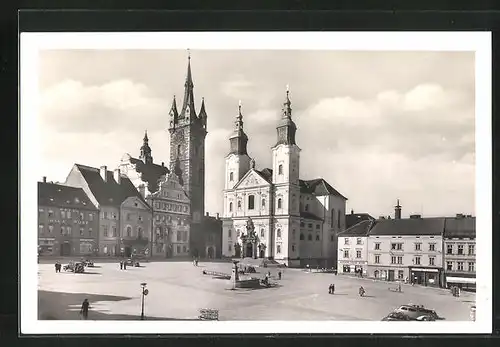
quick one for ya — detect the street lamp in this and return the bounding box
[140,282,148,320]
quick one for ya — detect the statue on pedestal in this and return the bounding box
[246,217,255,238]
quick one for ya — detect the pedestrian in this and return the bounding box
[54,262,58,273]
[123,261,127,270]
[120,261,123,270]
[278,271,282,280]
[80,299,90,320]
[398,282,402,292]
[328,284,332,294]
[195,258,199,266]
[331,284,335,294]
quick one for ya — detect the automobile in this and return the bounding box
[125,258,140,267]
[381,312,414,321]
[63,261,85,273]
[393,304,440,320]
[82,259,94,267]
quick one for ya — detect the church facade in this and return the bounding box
[119,56,210,258]
[221,91,347,267]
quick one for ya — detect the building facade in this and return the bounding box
[221,91,347,267]
[64,164,152,257]
[38,178,99,256]
[443,215,476,290]
[337,220,372,275]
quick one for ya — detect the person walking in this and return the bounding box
[120,261,123,270]
[278,271,282,280]
[331,284,335,294]
[123,261,127,270]
[80,299,90,320]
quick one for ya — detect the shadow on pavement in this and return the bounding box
[60,271,101,276]
[38,290,198,321]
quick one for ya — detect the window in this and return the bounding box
[308,223,313,228]
[277,198,282,209]
[429,243,435,251]
[468,262,475,272]
[305,204,309,212]
[330,235,334,242]
[374,255,380,264]
[262,199,266,208]
[391,256,397,264]
[300,222,305,227]
[237,201,242,209]
[398,271,404,280]
[229,172,234,181]
[126,226,132,237]
[468,245,475,255]
[112,226,117,237]
[278,164,283,175]
[48,225,53,234]
[156,215,160,221]
[446,261,453,271]
[374,243,380,250]
[248,195,255,210]
[429,257,435,266]
[127,213,131,221]
[397,256,403,264]
[103,226,108,237]
[300,233,305,240]
[103,211,108,219]
[457,244,464,255]
[277,245,281,253]
[356,238,362,245]
[228,229,232,238]
[260,229,265,238]
[88,228,92,235]
[292,245,295,252]
[277,229,281,238]
[391,243,403,250]
[183,245,187,253]
[67,211,72,218]
[177,231,181,241]
[308,234,312,241]
[48,210,54,217]
[344,238,349,245]
[39,224,44,234]
[356,250,361,258]
[447,244,453,254]
[228,244,232,252]
[315,235,320,241]
[338,210,341,228]
[415,243,421,251]
[344,250,349,258]
[414,256,421,265]
[66,226,72,235]
[457,262,464,271]
[331,209,335,228]
[80,228,84,236]
[177,144,181,156]
[79,212,84,220]
[229,202,233,212]
[316,224,320,230]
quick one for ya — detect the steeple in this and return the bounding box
[139,130,153,164]
[169,95,179,125]
[180,52,196,120]
[275,85,297,146]
[198,97,208,130]
[228,100,249,155]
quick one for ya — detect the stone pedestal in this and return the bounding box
[231,260,239,289]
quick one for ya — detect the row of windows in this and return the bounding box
[343,249,363,259]
[344,238,364,245]
[154,201,188,212]
[300,222,321,229]
[155,214,187,225]
[39,224,93,236]
[229,164,285,183]
[446,244,475,255]
[227,243,287,254]
[369,242,438,252]
[446,261,475,272]
[39,209,95,221]
[228,228,331,243]
[370,254,437,266]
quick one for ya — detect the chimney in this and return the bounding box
[456,213,464,219]
[394,199,402,220]
[100,166,108,182]
[138,184,146,198]
[114,169,121,184]
[410,214,421,219]
[162,162,165,167]
[216,213,219,219]
[42,176,47,183]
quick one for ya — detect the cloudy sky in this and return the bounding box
[38,49,475,218]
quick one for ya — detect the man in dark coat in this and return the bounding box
[80,299,90,320]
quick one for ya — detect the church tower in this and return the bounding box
[168,55,207,229]
[139,130,153,164]
[271,87,301,261]
[224,101,251,191]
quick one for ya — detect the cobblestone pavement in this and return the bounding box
[38,261,475,321]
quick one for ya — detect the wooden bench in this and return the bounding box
[199,308,219,321]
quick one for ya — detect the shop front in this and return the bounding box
[410,267,443,288]
[445,273,476,291]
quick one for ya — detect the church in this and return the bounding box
[221,89,348,267]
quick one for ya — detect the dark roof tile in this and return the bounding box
[444,217,476,238]
[299,178,347,199]
[346,213,375,229]
[38,182,97,210]
[338,220,373,237]
[368,218,445,236]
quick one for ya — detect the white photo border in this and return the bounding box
[20,31,492,334]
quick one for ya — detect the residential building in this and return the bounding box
[443,214,476,290]
[38,178,98,256]
[337,220,373,275]
[197,213,223,259]
[345,210,375,229]
[221,91,347,267]
[64,164,151,257]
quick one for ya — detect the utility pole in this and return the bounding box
[140,282,148,320]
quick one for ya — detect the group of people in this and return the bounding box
[451,285,461,297]
[192,258,199,267]
[54,262,62,273]
[328,284,366,296]
[119,260,128,270]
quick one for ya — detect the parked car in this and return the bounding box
[381,312,414,321]
[125,258,140,267]
[393,304,439,320]
[63,261,85,273]
[82,259,94,267]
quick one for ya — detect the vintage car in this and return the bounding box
[84,259,95,267]
[63,261,85,273]
[381,312,414,321]
[393,304,439,320]
[125,258,140,267]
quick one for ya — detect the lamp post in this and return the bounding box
[140,282,148,320]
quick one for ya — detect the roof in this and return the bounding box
[256,168,273,183]
[129,157,169,194]
[444,217,476,238]
[75,164,147,207]
[300,211,323,221]
[368,217,445,236]
[338,220,373,237]
[346,213,375,229]
[38,182,97,210]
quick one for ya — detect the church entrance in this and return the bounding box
[259,249,265,259]
[207,247,214,259]
[245,243,253,258]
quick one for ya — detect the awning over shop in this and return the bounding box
[412,268,439,273]
[446,276,476,284]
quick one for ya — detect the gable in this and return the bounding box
[121,196,150,210]
[233,169,271,190]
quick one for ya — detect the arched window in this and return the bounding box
[248,195,255,210]
[229,202,233,212]
[308,234,312,241]
[237,200,242,209]
[277,198,282,209]
[229,172,234,181]
[138,227,143,239]
[262,199,266,208]
[260,229,265,238]
[177,144,181,156]
[126,226,132,237]
[305,204,309,212]
[338,210,341,228]
[277,229,281,238]
[315,234,320,241]
[300,233,305,240]
[278,164,283,175]
[374,270,379,278]
[331,209,335,228]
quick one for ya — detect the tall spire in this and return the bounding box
[275,85,297,146]
[228,100,248,155]
[140,130,153,164]
[180,50,196,120]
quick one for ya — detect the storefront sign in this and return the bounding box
[446,276,476,284]
[412,268,439,272]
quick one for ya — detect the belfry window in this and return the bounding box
[229,172,234,181]
[229,202,233,212]
[277,198,282,209]
[248,195,255,210]
[262,199,266,208]
[177,144,181,156]
[278,164,283,175]
[277,229,281,238]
